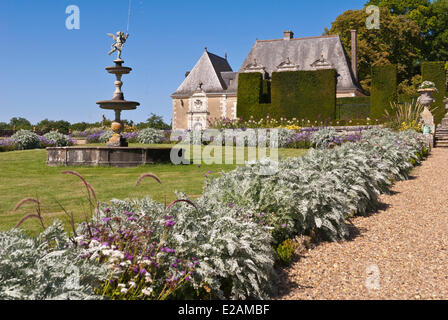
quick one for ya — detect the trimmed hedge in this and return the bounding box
[370,65,398,120]
[422,61,447,125]
[270,69,337,121]
[336,97,370,120]
[236,73,269,120]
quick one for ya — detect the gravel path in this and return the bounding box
[276,148,448,300]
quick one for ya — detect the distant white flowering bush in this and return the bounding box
[11,130,41,150]
[137,128,165,144]
[0,220,107,300]
[43,131,73,147]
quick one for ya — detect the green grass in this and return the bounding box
[0,145,307,235]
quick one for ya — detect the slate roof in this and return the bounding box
[171,50,235,98]
[240,35,361,91]
[172,34,363,98]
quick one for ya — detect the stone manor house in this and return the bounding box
[171,30,364,131]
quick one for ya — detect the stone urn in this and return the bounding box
[417,88,437,107]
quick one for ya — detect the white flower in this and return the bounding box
[88,239,100,248]
[129,281,136,288]
[118,284,126,288]
[120,288,128,294]
[142,288,153,296]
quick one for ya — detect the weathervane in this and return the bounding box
[107,31,129,61]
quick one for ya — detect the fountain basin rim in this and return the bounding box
[97,100,140,110]
[106,66,132,74]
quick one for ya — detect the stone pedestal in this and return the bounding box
[438,97,448,129]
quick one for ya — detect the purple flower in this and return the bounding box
[165,220,176,228]
[104,208,111,214]
[101,242,109,247]
[139,268,147,275]
[281,224,287,228]
[124,253,133,260]
[163,215,174,220]
[171,263,178,268]
[128,217,137,222]
[185,276,191,282]
[103,217,111,223]
[260,212,265,218]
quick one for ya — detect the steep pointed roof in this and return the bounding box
[240,35,362,91]
[172,49,234,97]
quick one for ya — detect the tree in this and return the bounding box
[324,8,422,93]
[137,113,170,130]
[36,119,71,134]
[9,117,32,130]
[367,0,448,63]
[366,0,431,15]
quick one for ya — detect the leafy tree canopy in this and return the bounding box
[324,8,421,93]
[325,0,448,94]
[9,117,32,129]
[366,0,431,15]
[137,113,171,130]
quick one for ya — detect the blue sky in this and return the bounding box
[1,0,367,125]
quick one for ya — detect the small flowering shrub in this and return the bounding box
[0,220,107,300]
[137,128,165,144]
[43,131,73,147]
[11,130,41,150]
[122,131,138,143]
[86,131,106,143]
[0,138,16,152]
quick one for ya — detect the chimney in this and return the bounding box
[185,71,190,78]
[351,30,358,83]
[283,30,294,40]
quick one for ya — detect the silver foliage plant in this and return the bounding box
[309,127,339,149]
[137,128,165,144]
[11,130,41,150]
[99,130,114,143]
[0,220,108,300]
[43,131,73,147]
[203,128,429,243]
[76,196,275,300]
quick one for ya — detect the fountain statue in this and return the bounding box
[96,31,140,147]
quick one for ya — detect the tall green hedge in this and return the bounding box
[270,69,337,121]
[336,97,370,120]
[370,65,398,120]
[237,73,270,120]
[422,61,447,125]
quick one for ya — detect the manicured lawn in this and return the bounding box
[0,145,307,235]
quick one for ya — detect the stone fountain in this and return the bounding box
[97,31,139,147]
[46,32,185,167]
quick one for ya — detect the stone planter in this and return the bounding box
[417,88,436,107]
